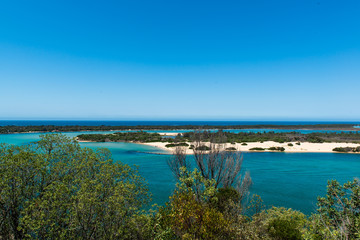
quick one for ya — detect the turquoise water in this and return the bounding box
[1,131,360,215]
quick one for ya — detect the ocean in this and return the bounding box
[1,120,359,126]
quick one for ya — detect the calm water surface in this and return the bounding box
[1,131,359,215]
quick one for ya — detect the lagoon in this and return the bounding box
[1,131,360,215]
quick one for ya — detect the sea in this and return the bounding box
[1,120,360,215]
[1,120,360,126]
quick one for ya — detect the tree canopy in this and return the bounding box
[0,134,150,239]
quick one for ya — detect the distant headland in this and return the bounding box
[1,123,359,134]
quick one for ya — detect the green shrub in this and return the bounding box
[249,147,265,151]
[0,134,150,239]
[212,187,240,213]
[308,179,360,239]
[252,207,307,240]
[296,142,301,145]
[165,143,189,148]
[268,218,302,240]
[333,146,360,153]
[158,169,234,239]
[288,143,294,146]
[225,147,237,151]
[241,143,248,146]
[268,147,285,152]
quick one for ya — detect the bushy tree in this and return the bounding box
[0,134,150,239]
[157,168,234,240]
[306,179,360,240]
[245,207,307,240]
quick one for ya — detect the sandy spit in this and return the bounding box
[142,141,360,155]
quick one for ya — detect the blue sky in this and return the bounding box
[0,0,359,120]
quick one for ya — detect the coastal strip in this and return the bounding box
[141,141,360,154]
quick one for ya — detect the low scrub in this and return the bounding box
[333,146,360,153]
[249,147,265,151]
[165,142,189,148]
[268,147,285,152]
[225,147,237,151]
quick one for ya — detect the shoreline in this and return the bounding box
[139,141,360,155]
[4,131,360,155]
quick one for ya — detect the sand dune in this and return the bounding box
[142,141,360,154]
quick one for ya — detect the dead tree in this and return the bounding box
[167,146,191,179]
[167,130,252,201]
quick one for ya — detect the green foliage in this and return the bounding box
[77,130,360,146]
[157,168,234,239]
[225,147,237,151]
[268,147,285,152]
[308,179,360,240]
[77,131,165,142]
[332,146,360,153]
[241,142,248,145]
[2,133,360,240]
[251,207,307,240]
[1,123,357,134]
[211,187,240,213]
[249,147,265,151]
[165,142,189,148]
[183,131,360,145]
[0,134,150,239]
[268,218,302,239]
[288,143,294,146]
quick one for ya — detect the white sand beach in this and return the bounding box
[143,141,360,154]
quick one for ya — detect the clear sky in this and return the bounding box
[0,0,359,120]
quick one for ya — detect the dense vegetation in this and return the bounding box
[77,131,166,142]
[0,123,358,134]
[179,130,360,144]
[0,134,149,239]
[165,142,189,148]
[1,134,359,239]
[77,130,360,144]
[333,146,360,153]
[268,147,286,151]
[249,147,265,151]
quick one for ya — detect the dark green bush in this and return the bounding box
[268,147,285,152]
[165,142,189,148]
[225,147,237,151]
[249,147,265,151]
[268,218,302,240]
[212,187,240,213]
[332,146,360,153]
